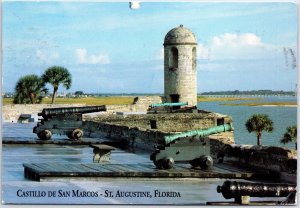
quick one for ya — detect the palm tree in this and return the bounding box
[245,114,274,146]
[42,66,72,104]
[13,74,48,104]
[280,125,297,150]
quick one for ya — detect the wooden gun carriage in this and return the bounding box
[150,123,233,169]
[33,105,106,140]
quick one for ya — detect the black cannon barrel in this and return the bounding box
[38,105,107,118]
[217,180,296,199]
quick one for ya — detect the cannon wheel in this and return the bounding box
[189,158,200,168]
[68,128,83,140]
[162,157,175,169]
[37,129,52,140]
[190,155,213,169]
[153,159,163,169]
[153,158,174,169]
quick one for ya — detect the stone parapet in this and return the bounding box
[220,144,297,183]
[86,112,232,133]
[83,120,234,153]
[2,96,163,123]
[2,104,86,122]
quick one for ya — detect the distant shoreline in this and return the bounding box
[260,105,296,107]
[221,102,297,107]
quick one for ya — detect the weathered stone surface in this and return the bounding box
[221,144,297,176]
[2,104,86,122]
[83,111,234,153]
[86,112,232,132]
[164,25,197,45]
[208,132,235,160]
[132,96,163,105]
[2,96,163,123]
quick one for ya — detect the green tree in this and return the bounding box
[75,91,84,97]
[42,66,72,104]
[280,125,297,150]
[245,114,274,146]
[13,74,47,104]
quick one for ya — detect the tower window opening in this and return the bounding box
[217,118,225,126]
[170,94,180,110]
[150,120,157,129]
[169,47,178,70]
[170,94,179,103]
[192,47,196,71]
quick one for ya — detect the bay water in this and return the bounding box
[198,96,297,149]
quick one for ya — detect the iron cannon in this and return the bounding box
[147,102,197,114]
[150,123,233,169]
[217,180,297,205]
[33,105,106,140]
[149,102,188,108]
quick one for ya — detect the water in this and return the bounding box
[198,96,297,149]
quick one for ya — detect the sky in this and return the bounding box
[3,1,298,94]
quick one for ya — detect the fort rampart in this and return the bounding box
[2,99,296,183]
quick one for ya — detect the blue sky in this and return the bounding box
[3,2,297,93]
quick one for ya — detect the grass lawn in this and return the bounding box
[3,97,135,105]
[3,96,294,106]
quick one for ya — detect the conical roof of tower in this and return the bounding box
[164,25,197,45]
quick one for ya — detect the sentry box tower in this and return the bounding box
[164,25,197,107]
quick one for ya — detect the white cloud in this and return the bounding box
[76,48,87,64]
[75,48,110,65]
[51,52,59,60]
[36,50,60,64]
[157,33,271,62]
[156,48,164,60]
[36,50,46,60]
[194,33,293,73]
[212,33,262,47]
[205,33,282,60]
[89,54,110,65]
[197,44,211,60]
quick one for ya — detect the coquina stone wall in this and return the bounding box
[2,104,86,122]
[83,111,234,152]
[85,112,232,133]
[2,96,163,122]
[83,121,170,151]
[83,120,234,153]
[220,144,297,183]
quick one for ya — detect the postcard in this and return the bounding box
[2,1,297,206]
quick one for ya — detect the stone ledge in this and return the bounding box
[220,144,297,176]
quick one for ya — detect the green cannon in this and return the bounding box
[147,102,196,114]
[164,123,233,145]
[150,123,233,169]
[33,106,106,140]
[150,102,188,108]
